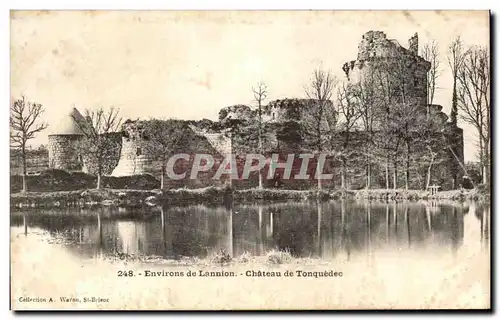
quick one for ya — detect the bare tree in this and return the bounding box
[143,119,192,190]
[447,36,466,125]
[421,39,441,107]
[72,107,122,189]
[350,66,380,189]
[10,96,48,193]
[252,82,268,189]
[335,82,362,189]
[413,115,446,190]
[391,101,422,190]
[457,46,490,185]
[370,52,413,190]
[304,67,337,190]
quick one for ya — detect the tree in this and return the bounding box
[369,56,404,189]
[391,102,422,190]
[349,66,380,189]
[413,115,446,190]
[457,46,490,185]
[389,51,425,190]
[370,51,420,190]
[447,36,466,125]
[72,107,122,189]
[252,82,268,189]
[335,82,362,189]
[303,67,337,190]
[421,40,441,107]
[10,95,48,193]
[143,119,192,190]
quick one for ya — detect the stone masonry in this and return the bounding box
[48,134,83,171]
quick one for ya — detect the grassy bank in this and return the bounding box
[10,184,488,209]
[10,187,319,209]
[10,169,160,193]
[352,187,488,201]
[101,248,317,267]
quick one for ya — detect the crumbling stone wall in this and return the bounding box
[408,32,419,55]
[219,105,254,122]
[110,120,230,189]
[263,99,306,122]
[263,98,335,126]
[443,124,465,189]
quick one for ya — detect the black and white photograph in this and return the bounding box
[9,10,491,310]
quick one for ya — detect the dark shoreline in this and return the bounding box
[10,186,487,210]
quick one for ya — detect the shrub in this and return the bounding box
[211,249,232,264]
[266,248,292,264]
[237,251,254,263]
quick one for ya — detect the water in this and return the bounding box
[10,200,490,262]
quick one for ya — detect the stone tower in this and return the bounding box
[342,31,431,122]
[111,120,154,176]
[340,30,465,190]
[47,108,85,171]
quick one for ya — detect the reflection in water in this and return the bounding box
[10,200,487,261]
[227,201,234,258]
[97,211,102,258]
[317,201,322,257]
[475,202,490,251]
[23,213,28,236]
[257,207,263,256]
[366,202,371,257]
[385,205,389,244]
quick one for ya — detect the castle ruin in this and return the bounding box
[47,30,465,190]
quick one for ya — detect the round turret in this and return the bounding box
[47,108,85,170]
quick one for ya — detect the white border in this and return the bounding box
[2,1,498,319]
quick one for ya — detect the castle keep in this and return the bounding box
[342,31,430,115]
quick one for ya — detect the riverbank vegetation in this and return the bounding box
[99,247,314,267]
[10,183,488,209]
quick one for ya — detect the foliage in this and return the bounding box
[464,162,483,186]
[211,249,232,264]
[10,168,160,193]
[266,249,292,264]
[218,105,254,122]
[276,121,303,146]
[143,119,194,158]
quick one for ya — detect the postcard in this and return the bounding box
[10,10,490,310]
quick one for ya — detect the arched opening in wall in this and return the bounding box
[136,147,142,156]
[272,113,275,120]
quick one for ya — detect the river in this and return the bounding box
[10,200,491,309]
[10,200,490,262]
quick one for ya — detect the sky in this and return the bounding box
[10,10,489,162]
